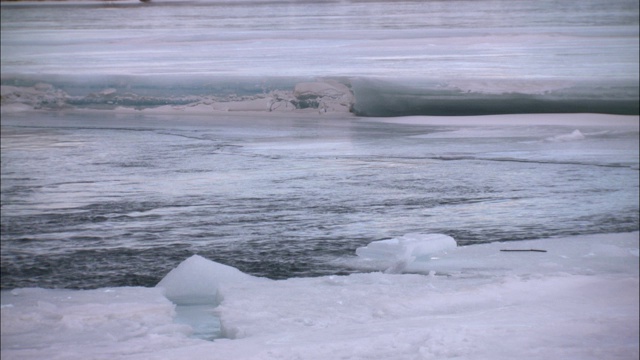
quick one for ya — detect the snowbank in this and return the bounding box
[2,232,638,360]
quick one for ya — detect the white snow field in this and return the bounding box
[2,231,638,360]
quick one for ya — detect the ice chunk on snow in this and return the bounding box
[355,233,457,273]
[156,255,253,305]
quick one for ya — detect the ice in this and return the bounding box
[2,232,637,360]
[355,233,457,273]
[349,232,640,278]
[156,254,255,306]
[0,78,357,115]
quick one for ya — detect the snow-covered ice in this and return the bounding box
[2,232,638,360]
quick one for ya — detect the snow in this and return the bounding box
[2,232,638,360]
